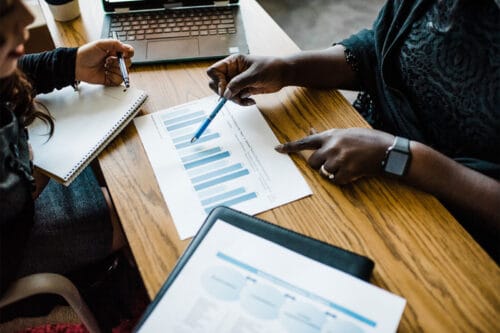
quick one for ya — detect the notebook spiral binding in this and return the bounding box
[63,91,148,183]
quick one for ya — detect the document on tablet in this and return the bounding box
[134,95,312,239]
[134,207,405,333]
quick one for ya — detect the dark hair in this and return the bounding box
[0,0,53,135]
[0,70,54,134]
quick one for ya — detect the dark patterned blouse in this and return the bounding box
[340,0,500,179]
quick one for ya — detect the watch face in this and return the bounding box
[384,150,409,176]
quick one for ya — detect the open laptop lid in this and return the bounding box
[102,0,240,13]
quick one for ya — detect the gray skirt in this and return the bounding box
[16,167,113,277]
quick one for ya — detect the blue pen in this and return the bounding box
[191,97,227,143]
[112,31,130,89]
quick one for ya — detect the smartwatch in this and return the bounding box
[382,136,411,177]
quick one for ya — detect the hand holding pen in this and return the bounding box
[73,39,134,87]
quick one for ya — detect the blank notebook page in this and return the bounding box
[29,83,147,185]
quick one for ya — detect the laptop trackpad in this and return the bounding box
[147,39,199,60]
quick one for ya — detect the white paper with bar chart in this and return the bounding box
[134,95,312,239]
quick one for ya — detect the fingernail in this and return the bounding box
[243,99,256,106]
[223,87,232,99]
[218,85,222,96]
[274,144,285,153]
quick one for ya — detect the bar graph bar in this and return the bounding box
[191,163,243,183]
[198,184,228,199]
[184,151,230,170]
[194,169,250,191]
[163,107,258,213]
[188,160,229,177]
[163,110,205,126]
[204,192,258,213]
[173,133,196,144]
[166,116,206,132]
[175,133,220,149]
[181,147,221,163]
[200,187,246,206]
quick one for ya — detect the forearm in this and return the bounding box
[281,44,359,90]
[18,47,77,94]
[405,141,500,226]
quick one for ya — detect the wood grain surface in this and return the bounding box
[39,0,500,331]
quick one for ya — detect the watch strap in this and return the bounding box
[392,136,410,153]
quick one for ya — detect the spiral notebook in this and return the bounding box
[29,83,147,186]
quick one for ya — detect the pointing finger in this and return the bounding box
[275,133,324,153]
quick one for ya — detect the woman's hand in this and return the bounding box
[275,128,395,184]
[207,54,289,106]
[75,39,134,86]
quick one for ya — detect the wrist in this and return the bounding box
[74,47,82,82]
[280,56,300,87]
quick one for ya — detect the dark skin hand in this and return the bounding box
[207,54,289,106]
[275,128,395,185]
[206,47,500,227]
[276,128,500,226]
[207,45,357,105]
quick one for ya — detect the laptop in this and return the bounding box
[100,0,249,64]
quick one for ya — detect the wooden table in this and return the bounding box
[40,0,499,331]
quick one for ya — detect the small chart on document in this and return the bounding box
[134,96,312,239]
[136,220,406,333]
[162,107,257,214]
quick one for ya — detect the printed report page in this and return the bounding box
[134,95,312,239]
[137,221,406,333]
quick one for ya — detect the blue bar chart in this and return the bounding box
[160,106,258,214]
[134,95,312,239]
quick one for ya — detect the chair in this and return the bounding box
[0,273,101,333]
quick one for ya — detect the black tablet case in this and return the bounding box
[134,206,375,331]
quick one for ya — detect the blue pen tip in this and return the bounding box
[190,137,197,143]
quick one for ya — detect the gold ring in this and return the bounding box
[320,164,335,180]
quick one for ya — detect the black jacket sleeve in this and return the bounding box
[17,47,78,94]
[0,107,35,293]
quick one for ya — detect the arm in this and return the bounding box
[206,24,378,105]
[18,48,78,94]
[407,141,500,226]
[18,40,134,94]
[276,129,500,227]
[280,45,359,90]
[207,44,362,106]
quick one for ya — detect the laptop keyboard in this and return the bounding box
[108,7,237,42]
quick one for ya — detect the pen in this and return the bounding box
[112,31,130,89]
[191,97,227,143]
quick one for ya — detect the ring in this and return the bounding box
[320,164,335,180]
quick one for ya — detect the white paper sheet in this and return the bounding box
[137,220,406,333]
[29,84,147,185]
[134,95,312,239]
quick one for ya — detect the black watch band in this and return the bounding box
[382,136,411,177]
[392,136,409,152]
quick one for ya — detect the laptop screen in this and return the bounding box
[103,0,240,12]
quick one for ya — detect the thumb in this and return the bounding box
[223,70,256,99]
